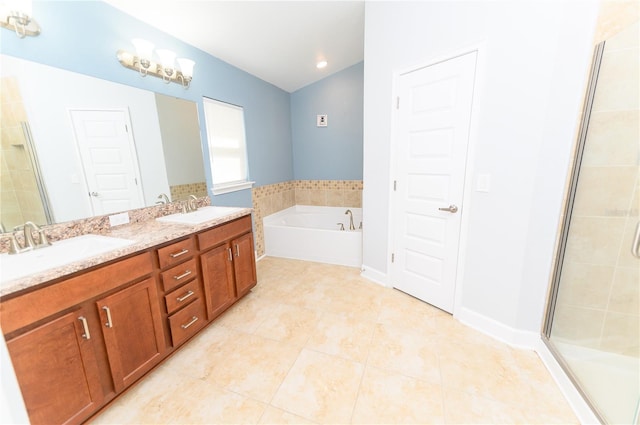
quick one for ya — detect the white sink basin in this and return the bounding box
[0,234,134,285]
[156,206,244,225]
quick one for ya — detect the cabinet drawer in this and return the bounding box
[168,297,206,347]
[160,257,198,292]
[157,238,195,269]
[164,279,201,315]
[198,215,252,251]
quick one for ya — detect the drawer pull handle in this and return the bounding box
[78,316,91,340]
[176,290,195,302]
[173,270,192,281]
[235,244,240,257]
[102,306,113,328]
[181,316,198,330]
[169,248,189,258]
[228,248,233,262]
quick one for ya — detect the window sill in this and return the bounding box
[211,181,255,196]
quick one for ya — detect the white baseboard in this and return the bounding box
[455,307,539,350]
[535,340,601,424]
[256,253,267,262]
[360,265,389,287]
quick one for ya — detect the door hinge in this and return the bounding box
[396,96,400,109]
[393,180,397,191]
[391,253,395,263]
[125,124,129,133]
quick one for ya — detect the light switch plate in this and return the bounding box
[108,212,130,227]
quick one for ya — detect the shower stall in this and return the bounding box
[543,20,639,424]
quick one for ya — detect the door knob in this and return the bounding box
[438,204,458,213]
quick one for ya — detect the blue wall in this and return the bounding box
[291,62,364,180]
[1,1,294,207]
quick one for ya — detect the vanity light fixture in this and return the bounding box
[117,38,195,88]
[0,0,41,38]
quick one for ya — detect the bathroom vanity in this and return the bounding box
[0,211,256,425]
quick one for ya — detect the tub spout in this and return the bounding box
[345,209,355,231]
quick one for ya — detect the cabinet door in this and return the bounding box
[201,243,236,320]
[97,278,165,392]
[232,232,257,298]
[6,310,103,425]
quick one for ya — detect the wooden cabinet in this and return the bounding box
[97,278,165,392]
[231,232,257,298]
[198,216,257,320]
[1,213,257,424]
[6,309,103,425]
[1,252,159,425]
[200,243,236,319]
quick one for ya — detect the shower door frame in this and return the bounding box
[541,41,607,424]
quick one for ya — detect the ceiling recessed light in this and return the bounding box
[316,60,328,69]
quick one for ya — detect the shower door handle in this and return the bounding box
[632,222,640,259]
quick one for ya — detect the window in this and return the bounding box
[202,97,252,194]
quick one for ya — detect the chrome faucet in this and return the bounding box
[345,209,355,231]
[156,193,171,204]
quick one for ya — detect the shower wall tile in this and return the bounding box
[591,48,640,112]
[609,266,640,315]
[571,166,637,216]
[600,312,640,357]
[556,262,614,310]
[582,110,639,167]
[563,216,626,265]
[553,304,606,349]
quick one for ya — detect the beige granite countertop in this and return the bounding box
[0,208,252,298]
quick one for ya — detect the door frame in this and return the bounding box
[387,42,486,317]
[67,107,145,215]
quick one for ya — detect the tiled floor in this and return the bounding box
[91,257,578,424]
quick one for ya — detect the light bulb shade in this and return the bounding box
[156,49,176,68]
[132,38,154,61]
[177,58,195,79]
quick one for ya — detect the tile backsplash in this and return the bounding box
[252,180,363,258]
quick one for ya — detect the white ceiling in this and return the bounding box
[104,1,365,93]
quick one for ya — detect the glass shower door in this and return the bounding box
[545,20,639,425]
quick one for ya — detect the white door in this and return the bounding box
[392,51,477,313]
[69,109,144,216]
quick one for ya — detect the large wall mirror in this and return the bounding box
[0,54,207,231]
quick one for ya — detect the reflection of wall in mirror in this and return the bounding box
[155,94,207,201]
[0,54,171,223]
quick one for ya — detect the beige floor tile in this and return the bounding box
[203,331,301,402]
[271,348,364,423]
[306,311,376,363]
[92,258,579,425]
[352,366,445,424]
[253,302,322,347]
[368,323,441,384]
[215,291,276,333]
[258,406,318,424]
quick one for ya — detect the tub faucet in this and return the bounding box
[345,209,355,231]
